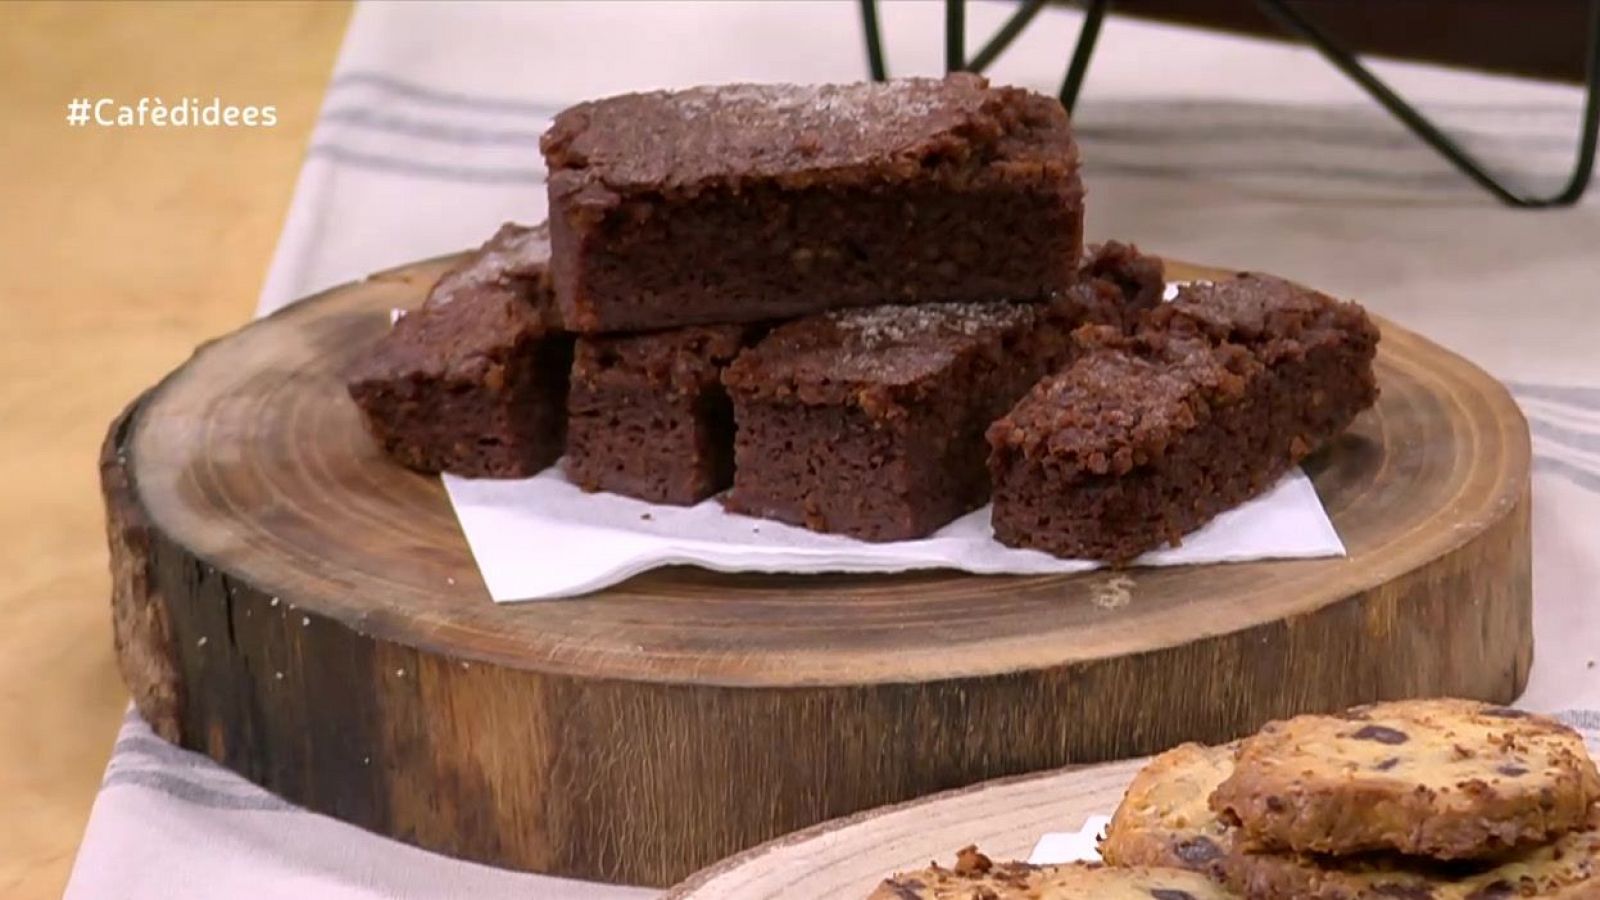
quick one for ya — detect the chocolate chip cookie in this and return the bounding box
[1210,699,1600,860]
[1102,734,1600,898]
[1102,743,1238,877]
[1223,811,1600,899]
[869,846,1235,899]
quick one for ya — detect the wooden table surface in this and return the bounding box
[0,3,349,895]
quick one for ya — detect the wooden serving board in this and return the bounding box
[100,256,1531,887]
[668,757,1144,899]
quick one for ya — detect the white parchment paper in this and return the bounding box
[445,465,1344,601]
[1029,814,1114,864]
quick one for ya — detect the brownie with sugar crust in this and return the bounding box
[987,273,1378,562]
[720,300,1080,542]
[541,73,1084,332]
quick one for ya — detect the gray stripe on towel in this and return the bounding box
[1081,121,1578,155]
[326,68,1582,121]
[1558,709,1600,731]
[305,144,545,184]
[1087,159,1473,192]
[1530,415,1600,454]
[1511,381,1600,409]
[327,70,565,116]
[114,735,228,772]
[1535,454,1600,494]
[103,770,295,812]
[320,108,547,146]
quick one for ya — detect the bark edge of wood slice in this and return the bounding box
[100,255,1532,887]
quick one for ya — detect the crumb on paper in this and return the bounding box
[641,513,653,521]
[1091,574,1136,610]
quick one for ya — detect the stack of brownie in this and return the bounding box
[349,73,1379,561]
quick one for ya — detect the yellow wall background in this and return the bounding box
[0,3,351,895]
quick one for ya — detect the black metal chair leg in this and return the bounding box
[860,0,887,81]
[858,0,1595,206]
[1058,0,1110,115]
[858,0,1110,117]
[967,0,1049,73]
[1257,0,1600,208]
[946,0,966,72]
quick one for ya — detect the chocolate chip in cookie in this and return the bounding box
[1350,724,1410,745]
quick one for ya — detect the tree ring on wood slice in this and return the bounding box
[100,254,1532,886]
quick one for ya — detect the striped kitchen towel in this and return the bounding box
[71,1,1600,897]
[70,706,1600,898]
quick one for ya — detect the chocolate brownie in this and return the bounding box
[987,274,1379,562]
[870,845,1235,899]
[542,73,1083,332]
[721,301,1078,541]
[564,324,759,505]
[1211,699,1600,860]
[347,222,573,478]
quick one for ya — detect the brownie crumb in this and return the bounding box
[1064,240,1166,331]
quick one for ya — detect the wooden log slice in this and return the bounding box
[100,256,1532,887]
[668,758,1146,899]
